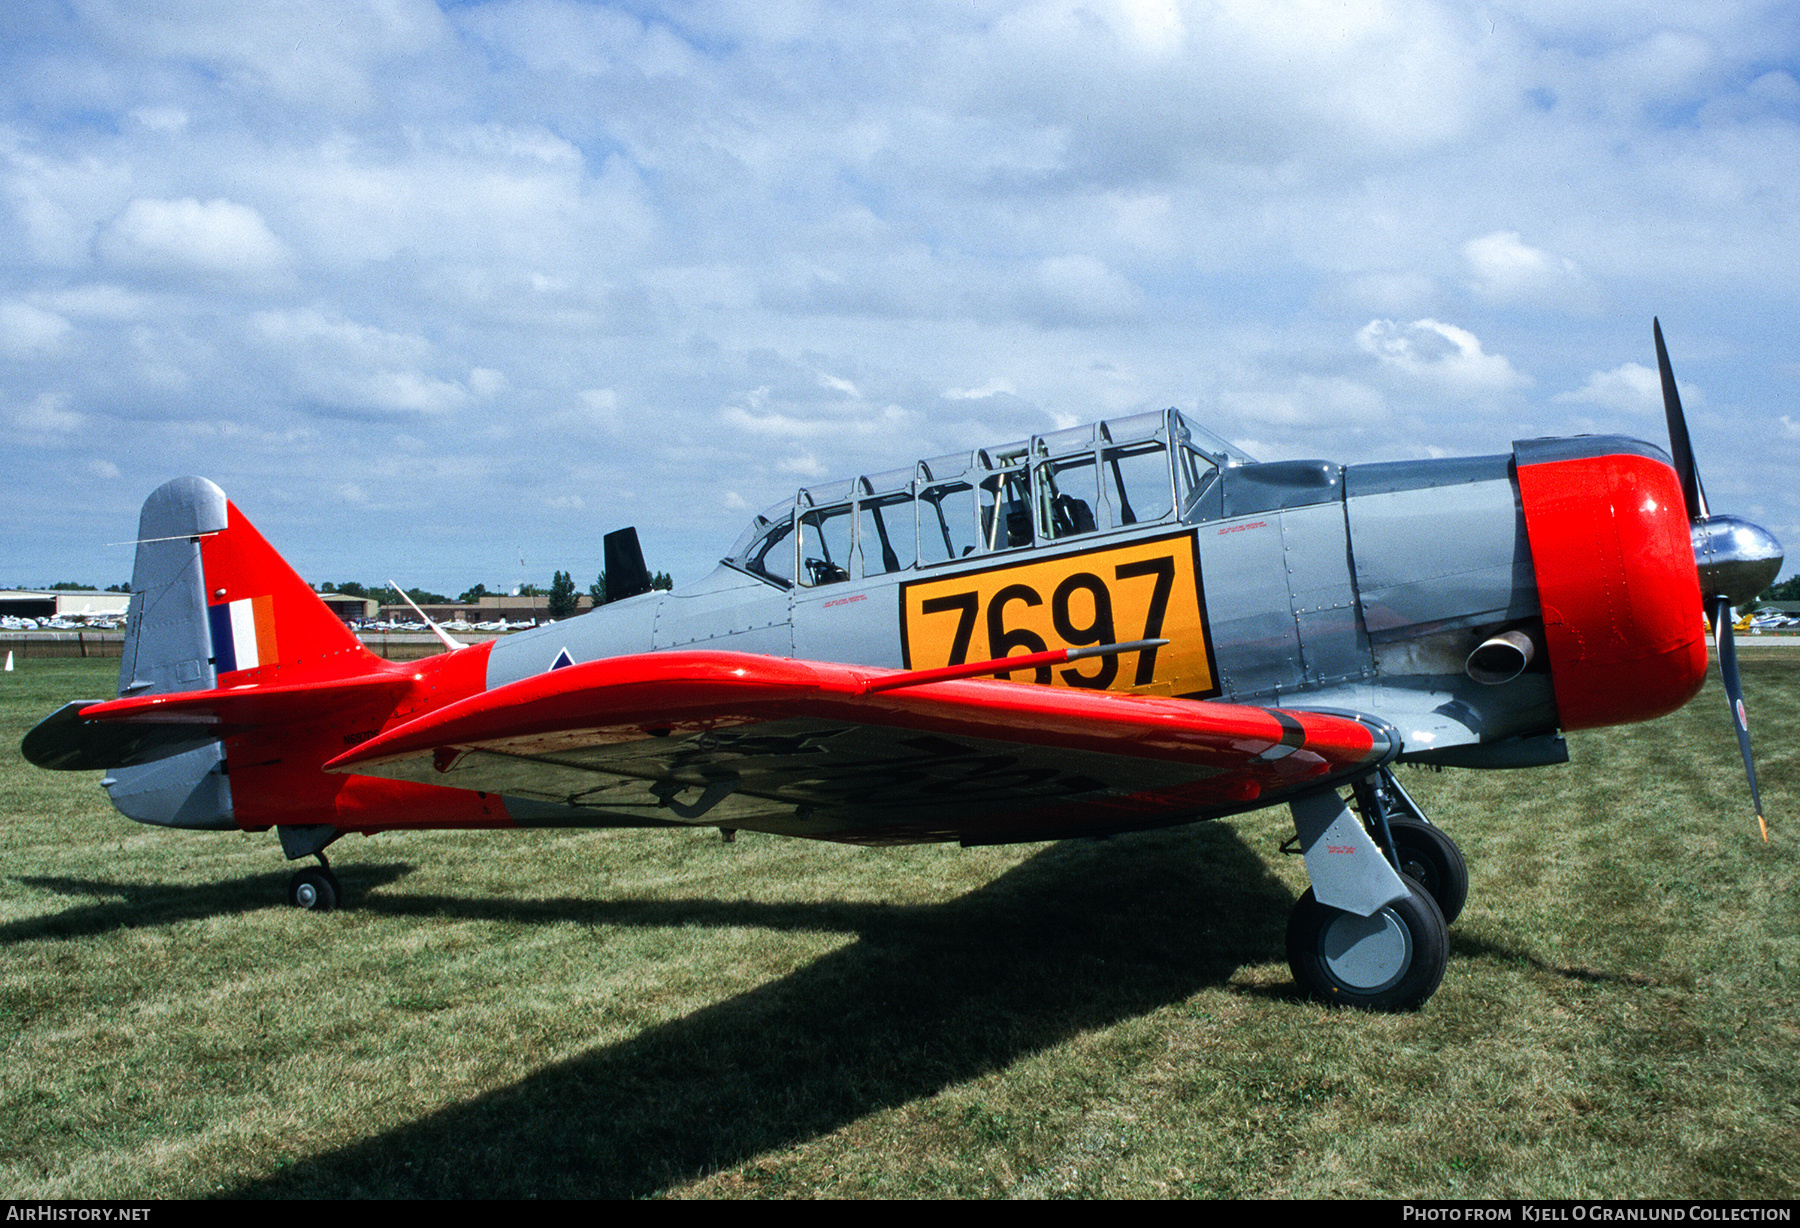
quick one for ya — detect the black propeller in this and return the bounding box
[1653,319,1784,840]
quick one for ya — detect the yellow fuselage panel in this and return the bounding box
[899,530,1217,698]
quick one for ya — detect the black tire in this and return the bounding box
[1286,876,1448,1011]
[288,867,340,912]
[1387,818,1468,925]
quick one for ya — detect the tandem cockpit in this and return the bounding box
[725,409,1253,589]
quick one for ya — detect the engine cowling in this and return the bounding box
[1514,437,1708,732]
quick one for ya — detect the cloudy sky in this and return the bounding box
[5,0,1798,593]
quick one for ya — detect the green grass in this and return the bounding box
[2,656,1796,1198]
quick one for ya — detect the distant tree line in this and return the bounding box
[315,572,672,621]
[318,581,452,605]
[587,569,673,609]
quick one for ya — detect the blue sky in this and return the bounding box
[4,0,1797,592]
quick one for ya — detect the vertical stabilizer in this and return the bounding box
[106,479,386,830]
[119,477,228,700]
[111,478,233,828]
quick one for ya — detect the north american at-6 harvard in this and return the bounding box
[23,322,1782,1011]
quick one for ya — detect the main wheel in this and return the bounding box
[288,867,340,912]
[1287,877,1448,1011]
[1387,818,1468,924]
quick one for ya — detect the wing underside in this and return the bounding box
[330,651,1392,845]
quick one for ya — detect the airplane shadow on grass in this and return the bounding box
[3,865,418,942]
[229,823,1305,1199]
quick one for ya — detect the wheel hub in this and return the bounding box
[1320,908,1412,993]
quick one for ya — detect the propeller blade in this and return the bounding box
[1659,321,1777,838]
[1654,317,1709,521]
[1711,594,1768,842]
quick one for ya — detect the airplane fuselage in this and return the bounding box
[486,431,1700,784]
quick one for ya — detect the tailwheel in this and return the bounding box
[1287,876,1448,1011]
[288,866,341,912]
[1386,818,1468,925]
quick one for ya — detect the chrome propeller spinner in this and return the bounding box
[1655,318,1784,840]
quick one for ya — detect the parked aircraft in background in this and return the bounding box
[23,323,1782,1011]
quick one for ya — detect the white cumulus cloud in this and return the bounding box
[249,309,469,415]
[946,378,1018,401]
[11,393,83,438]
[1462,231,1592,307]
[1025,255,1143,325]
[1357,318,1528,394]
[1220,375,1388,428]
[1554,362,1665,413]
[0,301,73,355]
[95,198,290,279]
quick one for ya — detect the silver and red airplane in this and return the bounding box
[22,322,1782,1011]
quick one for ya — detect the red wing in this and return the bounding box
[328,651,1392,844]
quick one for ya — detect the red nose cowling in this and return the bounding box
[1515,446,1708,732]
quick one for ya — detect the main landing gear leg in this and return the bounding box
[278,824,344,912]
[1354,768,1469,925]
[1285,785,1448,1011]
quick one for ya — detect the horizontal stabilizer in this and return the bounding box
[23,673,414,771]
[23,701,225,771]
[84,672,413,726]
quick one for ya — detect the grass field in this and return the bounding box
[2,656,1795,1199]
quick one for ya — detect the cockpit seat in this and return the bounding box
[1053,494,1096,537]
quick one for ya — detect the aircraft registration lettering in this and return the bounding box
[899,530,1218,698]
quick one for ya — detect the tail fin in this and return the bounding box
[101,478,380,827]
[117,477,228,700]
[118,477,376,699]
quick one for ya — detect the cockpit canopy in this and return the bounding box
[726,408,1251,589]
